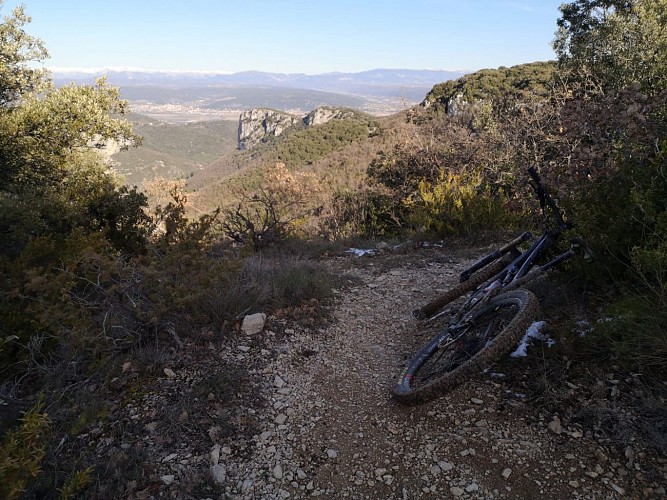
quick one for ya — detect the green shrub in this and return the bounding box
[404,169,511,237]
[0,403,50,500]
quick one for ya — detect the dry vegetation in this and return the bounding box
[1,0,666,497]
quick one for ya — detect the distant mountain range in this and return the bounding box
[52,68,469,120]
[52,68,467,94]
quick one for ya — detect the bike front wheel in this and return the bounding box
[394,289,539,404]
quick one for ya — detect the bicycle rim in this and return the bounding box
[394,290,539,404]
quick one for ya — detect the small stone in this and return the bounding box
[326,449,338,459]
[122,361,133,372]
[465,483,479,493]
[502,468,512,479]
[275,414,287,425]
[242,313,266,335]
[470,398,484,405]
[430,465,441,476]
[569,480,580,488]
[273,463,284,479]
[210,465,226,485]
[297,469,307,480]
[238,345,251,352]
[475,419,488,428]
[160,475,175,486]
[548,416,563,435]
[211,445,220,465]
[438,461,454,472]
[163,368,176,378]
[163,453,178,462]
[610,483,625,495]
[274,375,286,388]
[624,446,635,462]
[450,486,465,497]
[595,448,609,463]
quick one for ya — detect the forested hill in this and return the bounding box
[422,61,556,112]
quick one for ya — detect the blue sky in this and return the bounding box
[3,0,565,74]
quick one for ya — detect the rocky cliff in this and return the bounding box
[237,106,361,150]
[237,109,302,150]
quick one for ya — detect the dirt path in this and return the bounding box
[111,248,665,499]
[210,250,662,499]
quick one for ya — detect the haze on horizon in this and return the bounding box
[2,0,564,75]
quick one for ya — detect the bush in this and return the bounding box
[0,403,49,500]
[404,169,511,237]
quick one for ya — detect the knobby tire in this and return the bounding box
[394,289,540,405]
[415,253,515,320]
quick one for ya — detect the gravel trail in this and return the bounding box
[215,251,654,499]
[109,248,665,499]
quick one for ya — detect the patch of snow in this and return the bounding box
[510,321,553,358]
[346,248,377,257]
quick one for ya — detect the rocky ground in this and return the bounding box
[90,245,666,499]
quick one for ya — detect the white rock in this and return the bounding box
[326,449,338,459]
[502,468,512,479]
[163,368,176,378]
[160,474,175,485]
[242,313,267,335]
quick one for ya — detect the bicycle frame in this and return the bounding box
[445,167,580,327]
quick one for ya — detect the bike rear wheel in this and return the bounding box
[394,289,539,404]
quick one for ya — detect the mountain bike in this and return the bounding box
[393,166,592,404]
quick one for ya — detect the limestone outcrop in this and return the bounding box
[237,106,360,150]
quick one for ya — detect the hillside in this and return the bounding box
[186,108,403,213]
[422,61,556,113]
[111,113,238,186]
